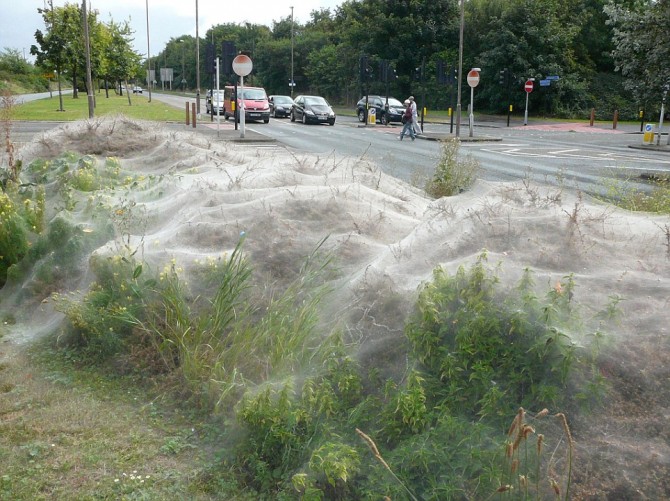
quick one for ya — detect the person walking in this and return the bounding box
[399,99,415,141]
[409,96,421,135]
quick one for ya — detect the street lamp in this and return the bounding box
[455,0,465,137]
[195,0,200,115]
[290,6,294,97]
[145,0,151,102]
[179,40,186,93]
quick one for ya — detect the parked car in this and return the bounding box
[356,95,405,125]
[269,95,295,118]
[291,95,336,125]
[132,86,143,94]
[205,89,224,115]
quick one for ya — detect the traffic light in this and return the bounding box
[359,55,371,83]
[437,60,447,85]
[379,60,388,83]
[414,66,422,81]
[222,41,237,76]
[205,43,215,75]
[499,68,508,86]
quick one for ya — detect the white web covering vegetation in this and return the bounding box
[6,117,670,497]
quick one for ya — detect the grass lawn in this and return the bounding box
[10,92,185,122]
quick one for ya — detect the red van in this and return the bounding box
[223,86,270,123]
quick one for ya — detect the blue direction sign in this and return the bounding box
[546,75,560,80]
[540,79,551,87]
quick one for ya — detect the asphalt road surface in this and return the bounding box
[9,91,670,198]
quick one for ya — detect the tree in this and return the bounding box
[605,0,670,107]
[102,20,141,103]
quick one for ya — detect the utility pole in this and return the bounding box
[145,0,152,102]
[455,0,465,137]
[290,6,294,97]
[82,0,94,117]
[195,0,200,114]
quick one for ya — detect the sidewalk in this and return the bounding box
[167,120,277,143]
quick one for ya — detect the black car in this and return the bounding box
[356,95,405,125]
[269,95,295,118]
[291,95,336,125]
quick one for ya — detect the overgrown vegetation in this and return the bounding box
[0,49,48,94]
[0,126,648,499]
[425,138,480,198]
[602,175,670,215]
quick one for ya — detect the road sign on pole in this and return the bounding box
[467,69,480,88]
[524,78,535,125]
[525,80,534,93]
[232,55,253,139]
[232,54,253,77]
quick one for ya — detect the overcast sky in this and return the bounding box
[1,0,343,61]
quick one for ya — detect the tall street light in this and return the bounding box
[180,39,186,93]
[455,0,464,137]
[195,0,200,114]
[290,6,294,97]
[145,0,152,102]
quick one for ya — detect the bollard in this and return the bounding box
[191,103,196,128]
[589,108,595,126]
[185,102,190,126]
[613,110,618,129]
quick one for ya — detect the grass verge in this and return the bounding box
[0,339,219,500]
[11,93,185,122]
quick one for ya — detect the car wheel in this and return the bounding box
[273,109,277,118]
[381,113,388,125]
[291,111,295,122]
[302,113,307,124]
[358,109,366,122]
[328,120,335,126]
[263,118,269,124]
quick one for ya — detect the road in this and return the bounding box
[9,91,670,197]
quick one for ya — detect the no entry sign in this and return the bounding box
[525,80,534,93]
[467,69,480,88]
[232,54,253,77]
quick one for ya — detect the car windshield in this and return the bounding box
[304,96,328,106]
[273,96,293,104]
[210,91,223,99]
[387,98,404,107]
[242,89,267,100]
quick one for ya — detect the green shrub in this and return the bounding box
[0,191,30,286]
[403,255,581,426]
[425,139,479,198]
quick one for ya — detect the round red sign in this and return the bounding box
[524,80,534,93]
[467,69,480,88]
[232,54,253,77]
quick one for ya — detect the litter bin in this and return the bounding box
[367,107,376,126]
[642,123,655,145]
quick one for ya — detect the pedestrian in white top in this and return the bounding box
[409,96,421,135]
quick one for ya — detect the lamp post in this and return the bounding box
[180,40,186,93]
[290,6,294,97]
[195,0,200,115]
[145,0,151,102]
[455,0,465,137]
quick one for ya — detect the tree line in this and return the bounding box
[17,0,670,120]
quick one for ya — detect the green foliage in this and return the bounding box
[53,254,153,358]
[309,442,361,489]
[601,176,670,215]
[425,139,480,198]
[404,255,583,424]
[0,191,30,285]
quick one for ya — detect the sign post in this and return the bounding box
[232,54,253,138]
[467,68,480,137]
[524,79,534,126]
